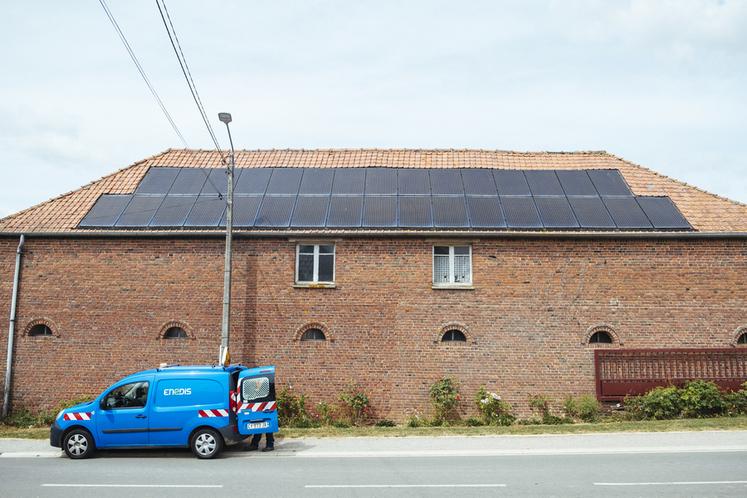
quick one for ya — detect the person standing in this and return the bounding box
[246,432,274,452]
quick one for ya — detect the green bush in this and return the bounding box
[315,401,334,426]
[406,414,425,428]
[680,380,724,418]
[429,378,461,424]
[331,420,351,429]
[724,382,747,416]
[564,395,601,422]
[338,384,370,426]
[375,419,396,427]
[625,386,682,420]
[528,394,570,424]
[475,387,515,426]
[277,387,316,427]
[517,418,542,425]
[465,417,483,426]
[2,396,94,427]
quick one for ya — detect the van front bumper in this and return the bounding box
[50,421,63,448]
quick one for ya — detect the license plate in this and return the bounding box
[248,421,269,430]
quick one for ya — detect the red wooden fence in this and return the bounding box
[595,348,747,401]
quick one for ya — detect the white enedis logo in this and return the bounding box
[163,388,192,396]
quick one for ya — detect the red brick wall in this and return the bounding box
[1,236,745,419]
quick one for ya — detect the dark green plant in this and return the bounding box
[339,384,370,426]
[465,417,483,426]
[475,386,515,426]
[625,386,682,420]
[406,414,425,428]
[429,377,461,424]
[680,380,724,418]
[564,395,601,422]
[724,383,747,416]
[277,387,313,427]
[315,401,334,426]
[332,420,351,429]
[375,419,396,427]
[528,394,568,424]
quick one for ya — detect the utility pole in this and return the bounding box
[218,112,235,365]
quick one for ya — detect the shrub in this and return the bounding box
[277,387,314,427]
[465,417,483,426]
[625,386,682,420]
[517,418,542,425]
[406,414,425,428]
[528,395,569,424]
[564,395,601,422]
[375,419,396,427]
[331,420,351,429]
[2,396,94,427]
[429,377,461,424]
[680,380,724,418]
[724,382,747,416]
[475,387,515,426]
[315,401,335,426]
[338,384,370,426]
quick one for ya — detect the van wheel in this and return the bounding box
[191,428,223,459]
[63,429,96,459]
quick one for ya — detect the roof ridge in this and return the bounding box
[178,147,611,155]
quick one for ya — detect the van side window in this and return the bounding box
[102,381,149,409]
[241,376,274,402]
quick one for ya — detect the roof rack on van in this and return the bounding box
[157,363,181,370]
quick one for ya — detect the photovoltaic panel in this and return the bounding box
[636,197,691,229]
[500,196,542,228]
[168,168,208,194]
[327,195,363,227]
[184,196,226,227]
[362,196,397,227]
[429,169,464,195]
[135,168,179,194]
[364,168,397,195]
[398,169,430,195]
[149,195,197,227]
[462,169,498,196]
[494,170,531,195]
[525,170,564,196]
[199,168,229,195]
[588,170,632,196]
[115,195,164,227]
[398,196,432,227]
[534,196,579,228]
[79,194,132,227]
[567,196,615,229]
[466,196,505,228]
[254,195,296,227]
[332,169,365,194]
[603,196,652,229]
[432,196,469,227]
[228,196,262,227]
[265,168,302,195]
[299,169,334,195]
[556,170,597,196]
[235,168,272,194]
[291,196,329,227]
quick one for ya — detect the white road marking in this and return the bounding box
[306,484,507,488]
[594,481,747,486]
[42,484,223,488]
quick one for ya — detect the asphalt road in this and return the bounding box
[1,432,746,497]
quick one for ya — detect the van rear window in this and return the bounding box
[241,377,270,401]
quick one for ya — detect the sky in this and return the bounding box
[1,0,746,217]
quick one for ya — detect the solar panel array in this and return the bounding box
[79,167,692,230]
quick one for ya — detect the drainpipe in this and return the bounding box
[3,234,25,417]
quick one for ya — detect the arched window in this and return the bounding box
[442,329,467,342]
[28,324,53,337]
[738,332,747,345]
[589,331,613,344]
[163,326,188,339]
[301,328,326,341]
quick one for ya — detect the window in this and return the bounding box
[241,375,275,403]
[738,333,747,345]
[301,328,326,341]
[589,331,613,344]
[163,326,187,339]
[28,324,53,337]
[102,381,149,409]
[442,329,466,342]
[433,246,472,286]
[296,244,335,284]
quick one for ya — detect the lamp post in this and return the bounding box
[218,112,235,365]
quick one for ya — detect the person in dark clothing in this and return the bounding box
[245,432,274,452]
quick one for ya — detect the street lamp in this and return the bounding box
[218,112,235,365]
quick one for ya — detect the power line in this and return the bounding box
[97,0,188,147]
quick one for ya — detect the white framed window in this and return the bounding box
[296,244,335,284]
[433,245,472,286]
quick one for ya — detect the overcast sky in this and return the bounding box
[1,0,745,217]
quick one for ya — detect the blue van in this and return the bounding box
[50,364,278,459]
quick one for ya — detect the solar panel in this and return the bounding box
[556,170,597,196]
[135,168,179,194]
[184,196,226,227]
[567,196,615,228]
[169,168,208,195]
[228,196,262,227]
[636,197,691,229]
[327,196,363,227]
[235,168,272,194]
[299,169,334,195]
[265,168,302,195]
[254,195,296,227]
[534,196,579,228]
[115,195,164,227]
[398,169,430,195]
[588,170,632,196]
[398,196,432,227]
[500,196,542,228]
[364,168,397,195]
[79,194,132,227]
[199,168,228,195]
[429,169,464,195]
[332,169,365,194]
[525,170,564,196]
[291,196,329,227]
[432,196,469,227]
[362,196,397,227]
[466,196,505,228]
[149,195,197,227]
[494,170,531,195]
[462,169,498,196]
[603,197,652,229]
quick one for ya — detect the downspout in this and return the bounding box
[2,234,25,417]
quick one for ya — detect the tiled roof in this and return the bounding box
[1,148,746,234]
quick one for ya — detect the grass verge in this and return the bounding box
[3,416,747,440]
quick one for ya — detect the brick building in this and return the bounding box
[1,149,746,419]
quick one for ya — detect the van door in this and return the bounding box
[96,377,152,447]
[237,367,278,435]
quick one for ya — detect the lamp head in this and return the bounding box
[218,112,232,124]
